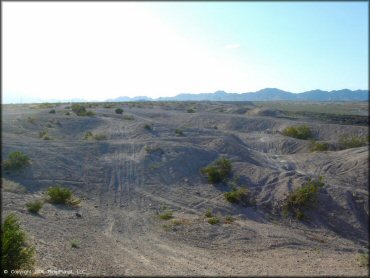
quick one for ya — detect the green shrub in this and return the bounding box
[356,253,369,267]
[123,115,134,120]
[1,213,35,270]
[282,124,312,140]
[85,111,95,117]
[84,131,93,140]
[71,104,94,116]
[224,215,235,223]
[93,133,107,140]
[144,124,152,130]
[42,135,52,140]
[115,108,124,114]
[201,157,232,184]
[159,211,173,220]
[339,135,367,149]
[26,200,43,214]
[187,108,195,113]
[309,140,329,152]
[70,239,80,248]
[208,217,220,225]
[175,129,184,136]
[65,112,70,115]
[3,151,30,171]
[39,130,48,139]
[49,109,56,114]
[47,185,72,204]
[224,187,248,204]
[282,177,324,219]
[205,208,212,218]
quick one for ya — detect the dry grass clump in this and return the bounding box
[26,200,43,214]
[46,185,81,206]
[224,187,248,204]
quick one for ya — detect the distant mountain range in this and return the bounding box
[4,88,368,104]
[108,88,368,102]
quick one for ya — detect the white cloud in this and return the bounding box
[225,43,241,49]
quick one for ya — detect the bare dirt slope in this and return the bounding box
[2,102,368,276]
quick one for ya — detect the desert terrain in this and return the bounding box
[2,101,369,276]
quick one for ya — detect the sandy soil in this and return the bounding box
[2,102,368,276]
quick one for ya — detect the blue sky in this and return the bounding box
[3,1,368,102]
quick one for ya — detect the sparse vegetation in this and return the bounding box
[71,104,95,116]
[70,239,80,248]
[3,151,30,171]
[208,217,220,225]
[49,109,56,114]
[159,210,173,220]
[309,140,329,152]
[224,215,235,223]
[115,108,124,114]
[37,103,54,109]
[339,135,367,149]
[65,112,70,115]
[123,115,134,121]
[205,208,213,218]
[26,200,43,214]
[83,132,107,140]
[144,124,152,130]
[1,213,35,270]
[93,133,107,140]
[201,157,232,184]
[282,177,325,219]
[187,108,195,113]
[27,117,36,124]
[46,185,79,205]
[356,253,369,267]
[282,124,312,140]
[39,129,52,140]
[224,187,248,204]
[175,129,184,136]
[2,178,27,193]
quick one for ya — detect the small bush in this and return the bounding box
[205,208,212,218]
[1,213,35,270]
[282,124,312,140]
[3,151,30,171]
[47,185,72,204]
[123,115,134,120]
[84,131,93,140]
[159,211,173,220]
[201,157,232,184]
[208,217,219,225]
[65,112,70,115]
[144,124,152,130]
[71,104,94,116]
[224,187,248,204]
[85,110,95,117]
[70,239,80,248]
[309,140,329,152]
[339,135,367,149]
[175,129,184,136]
[187,108,195,113]
[49,109,56,114]
[39,130,48,139]
[115,108,124,114]
[26,200,43,214]
[2,178,27,193]
[356,253,369,267]
[93,133,107,140]
[282,177,324,219]
[224,215,235,223]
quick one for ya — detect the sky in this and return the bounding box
[2,1,369,103]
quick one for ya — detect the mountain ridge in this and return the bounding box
[108,88,368,102]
